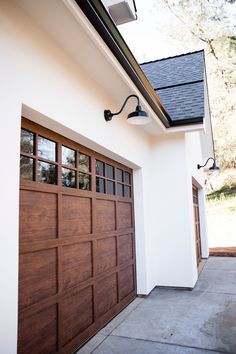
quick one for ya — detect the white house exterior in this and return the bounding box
[0,0,213,353]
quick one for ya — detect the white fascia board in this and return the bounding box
[63,0,167,134]
[165,123,205,135]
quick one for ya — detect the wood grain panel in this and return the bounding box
[19,119,136,353]
[62,242,92,289]
[62,286,93,346]
[118,234,133,265]
[117,202,132,229]
[95,199,116,232]
[19,248,57,309]
[20,190,57,242]
[95,273,118,318]
[18,304,58,354]
[61,195,92,237]
[96,237,116,274]
[119,265,135,300]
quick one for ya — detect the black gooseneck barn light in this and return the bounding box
[197,157,220,171]
[104,94,151,125]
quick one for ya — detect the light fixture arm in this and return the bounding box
[197,157,215,170]
[104,94,140,121]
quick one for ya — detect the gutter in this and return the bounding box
[76,0,171,128]
[76,1,204,128]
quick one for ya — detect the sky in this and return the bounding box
[118,0,201,63]
[118,0,235,63]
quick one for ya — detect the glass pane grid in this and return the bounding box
[20,156,34,181]
[106,180,115,195]
[79,172,91,191]
[105,164,114,180]
[117,168,123,183]
[62,167,76,188]
[20,128,132,195]
[96,177,105,193]
[38,136,56,162]
[62,145,75,167]
[124,171,131,185]
[96,160,104,176]
[21,129,34,155]
[38,161,57,185]
[78,153,90,172]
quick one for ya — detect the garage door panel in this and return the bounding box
[61,195,92,237]
[95,273,118,318]
[119,265,135,300]
[117,202,132,229]
[62,242,93,290]
[95,199,116,232]
[192,185,202,266]
[19,248,57,309]
[20,190,57,242]
[18,303,58,354]
[96,236,117,274]
[19,119,136,353]
[118,233,133,265]
[62,286,94,346]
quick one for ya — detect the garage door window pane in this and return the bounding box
[62,168,76,188]
[79,173,90,190]
[38,161,57,184]
[106,164,114,180]
[124,171,131,185]
[20,156,34,180]
[96,160,104,176]
[117,183,123,196]
[124,185,131,198]
[78,153,90,172]
[21,129,34,154]
[62,146,75,167]
[38,136,56,161]
[106,180,115,195]
[96,177,105,193]
[117,169,123,182]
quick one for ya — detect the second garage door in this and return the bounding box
[193,185,202,266]
[18,118,136,353]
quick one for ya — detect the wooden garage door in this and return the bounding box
[192,185,202,266]
[18,118,136,354]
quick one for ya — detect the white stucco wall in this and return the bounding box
[148,134,198,289]
[0,4,150,352]
[185,132,209,259]
[0,1,209,353]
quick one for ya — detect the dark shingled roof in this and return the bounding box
[140,50,205,124]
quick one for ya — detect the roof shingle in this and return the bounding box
[140,50,205,123]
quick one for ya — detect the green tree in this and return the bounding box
[153,0,236,171]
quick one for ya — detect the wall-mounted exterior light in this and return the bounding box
[104,94,151,125]
[197,157,220,171]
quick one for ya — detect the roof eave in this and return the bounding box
[170,117,204,127]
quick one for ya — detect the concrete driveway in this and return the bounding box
[77,257,236,354]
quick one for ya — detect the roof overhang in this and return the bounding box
[14,0,206,135]
[76,0,172,128]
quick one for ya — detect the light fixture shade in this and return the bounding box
[209,163,220,171]
[127,105,151,125]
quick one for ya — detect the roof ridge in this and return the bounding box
[140,49,204,66]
